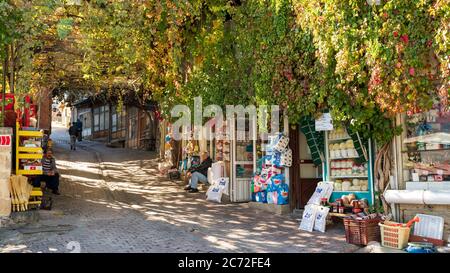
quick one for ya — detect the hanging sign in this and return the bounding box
[315,113,333,131]
[0,135,11,146]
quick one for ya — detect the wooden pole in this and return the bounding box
[9,44,14,94]
[108,102,112,143]
[1,49,7,127]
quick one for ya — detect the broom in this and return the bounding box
[10,175,19,212]
[9,176,15,212]
[15,175,25,211]
[18,175,31,211]
[16,175,25,211]
[22,175,32,210]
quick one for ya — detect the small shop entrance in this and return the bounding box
[290,127,323,209]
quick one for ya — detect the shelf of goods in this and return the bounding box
[402,104,450,190]
[229,117,256,203]
[16,122,44,176]
[326,127,374,204]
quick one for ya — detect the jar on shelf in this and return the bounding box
[348,160,353,168]
[342,181,351,191]
[332,203,338,213]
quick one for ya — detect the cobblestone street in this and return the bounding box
[0,123,360,253]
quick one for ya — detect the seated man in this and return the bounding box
[33,150,60,195]
[184,151,212,193]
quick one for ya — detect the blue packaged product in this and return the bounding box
[255,191,267,203]
[266,191,276,204]
[268,174,284,192]
[277,183,289,205]
[271,152,282,167]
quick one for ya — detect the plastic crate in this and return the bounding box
[379,221,411,249]
[343,217,381,245]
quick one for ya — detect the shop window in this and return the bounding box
[402,103,450,190]
[105,106,110,130]
[118,107,126,131]
[99,106,105,131]
[112,112,117,132]
[94,107,100,132]
[111,105,126,133]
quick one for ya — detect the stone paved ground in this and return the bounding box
[0,123,360,253]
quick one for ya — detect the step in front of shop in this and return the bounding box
[248,202,291,215]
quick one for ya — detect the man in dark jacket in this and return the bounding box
[68,122,78,150]
[76,118,82,141]
[184,151,212,193]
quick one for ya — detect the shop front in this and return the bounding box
[386,101,450,242]
[1,94,49,217]
[290,115,376,212]
[171,114,291,208]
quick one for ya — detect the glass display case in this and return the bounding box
[325,126,374,204]
[402,103,450,191]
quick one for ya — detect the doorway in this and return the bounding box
[290,127,323,209]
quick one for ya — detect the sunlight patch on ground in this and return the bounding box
[0,244,29,253]
[62,175,103,185]
[204,235,237,251]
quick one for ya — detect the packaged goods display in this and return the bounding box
[402,103,450,188]
[327,127,371,197]
[250,133,289,205]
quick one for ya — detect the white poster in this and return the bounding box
[299,204,319,232]
[315,113,333,131]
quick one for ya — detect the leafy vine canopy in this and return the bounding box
[1,0,449,144]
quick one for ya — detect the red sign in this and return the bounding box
[0,135,11,146]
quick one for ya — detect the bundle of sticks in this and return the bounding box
[9,175,33,212]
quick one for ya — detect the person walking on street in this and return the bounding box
[40,129,49,153]
[69,122,78,151]
[76,118,83,141]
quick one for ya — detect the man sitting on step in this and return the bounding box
[184,151,212,193]
[32,149,60,195]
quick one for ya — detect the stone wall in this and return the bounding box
[0,127,12,217]
[399,204,450,242]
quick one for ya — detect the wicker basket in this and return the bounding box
[343,217,382,246]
